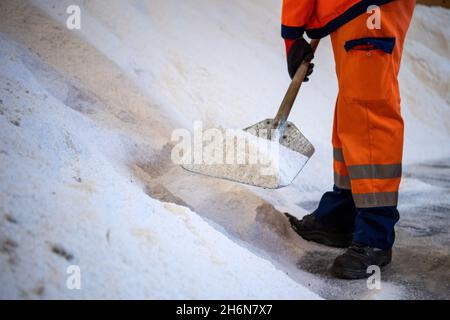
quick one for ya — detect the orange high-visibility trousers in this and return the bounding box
[330,0,415,208]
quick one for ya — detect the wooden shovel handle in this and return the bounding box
[272,39,320,132]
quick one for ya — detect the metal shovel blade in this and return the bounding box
[181,120,314,189]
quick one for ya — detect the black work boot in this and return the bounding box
[284,213,353,248]
[330,242,392,279]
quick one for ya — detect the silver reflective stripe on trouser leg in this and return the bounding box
[333,148,351,189]
[348,163,402,208]
[352,192,399,208]
[333,148,345,162]
[348,164,402,180]
[334,172,351,189]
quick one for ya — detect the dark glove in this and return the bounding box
[287,38,314,81]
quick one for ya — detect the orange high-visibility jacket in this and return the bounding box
[282,0,394,39]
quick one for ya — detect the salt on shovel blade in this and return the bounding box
[181,120,314,189]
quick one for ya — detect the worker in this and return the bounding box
[283,0,416,279]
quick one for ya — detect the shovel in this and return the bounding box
[182,39,320,189]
